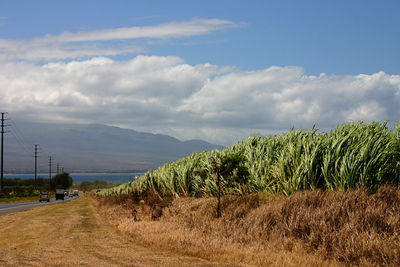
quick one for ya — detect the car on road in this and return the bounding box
[39,192,50,202]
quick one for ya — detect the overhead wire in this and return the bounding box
[8,118,41,158]
[8,118,32,153]
[1,115,52,176]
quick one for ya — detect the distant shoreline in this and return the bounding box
[4,172,145,184]
[4,170,148,175]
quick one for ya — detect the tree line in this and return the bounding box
[0,172,73,197]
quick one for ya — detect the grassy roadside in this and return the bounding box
[0,192,56,203]
[95,187,400,266]
[0,196,39,204]
[0,195,232,266]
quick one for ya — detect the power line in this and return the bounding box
[9,130,31,155]
[0,115,53,186]
[9,118,29,143]
[7,118,48,178]
[8,118,33,155]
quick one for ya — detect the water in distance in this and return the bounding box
[4,173,144,184]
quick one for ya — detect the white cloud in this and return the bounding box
[0,55,399,145]
[0,18,238,61]
[40,18,237,42]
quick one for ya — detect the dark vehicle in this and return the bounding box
[55,189,65,200]
[39,192,50,202]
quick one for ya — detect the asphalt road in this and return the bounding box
[0,196,77,216]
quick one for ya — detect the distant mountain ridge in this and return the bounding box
[4,122,224,173]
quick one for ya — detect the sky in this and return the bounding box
[0,0,399,146]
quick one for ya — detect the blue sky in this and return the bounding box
[0,0,399,145]
[2,0,398,74]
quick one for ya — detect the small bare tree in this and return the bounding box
[210,151,249,218]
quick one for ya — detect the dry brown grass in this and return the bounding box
[0,195,234,266]
[95,186,400,266]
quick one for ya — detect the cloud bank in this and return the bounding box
[1,55,399,145]
[0,18,237,61]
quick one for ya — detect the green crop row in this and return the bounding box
[95,121,400,197]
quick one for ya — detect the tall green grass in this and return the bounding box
[95,121,400,197]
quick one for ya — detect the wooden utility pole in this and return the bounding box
[48,156,52,190]
[34,144,39,190]
[1,112,8,192]
[49,156,52,179]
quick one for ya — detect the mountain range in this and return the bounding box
[4,122,224,173]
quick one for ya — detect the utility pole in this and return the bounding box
[1,112,9,192]
[34,144,39,190]
[48,156,52,190]
[57,163,60,175]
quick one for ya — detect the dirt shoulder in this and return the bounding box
[0,195,235,267]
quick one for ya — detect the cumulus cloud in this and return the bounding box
[0,18,238,61]
[0,55,399,145]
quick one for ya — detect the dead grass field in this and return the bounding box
[96,187,400,266]
[96,196,342,266]
[3,188,398,267]
[0,195,237,267]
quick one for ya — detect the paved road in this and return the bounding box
[0,196,77,216]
